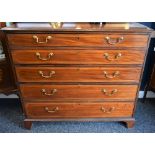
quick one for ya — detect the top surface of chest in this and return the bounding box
[1,22,152,32]
[2,22,152,49]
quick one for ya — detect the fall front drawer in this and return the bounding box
[20,84,138,101]
[11,49,145,65]
[7,34,148,48]
[24,102,134,118]
[15,66,141,83]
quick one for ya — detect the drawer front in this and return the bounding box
[24,102,134,118]
[7,34,148,48]
[11,49,146,65]
[20,84,138,101]
[16,67,141,83]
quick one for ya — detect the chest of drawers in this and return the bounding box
[2,22,152,129]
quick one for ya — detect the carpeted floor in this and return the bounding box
[0,99,155,133]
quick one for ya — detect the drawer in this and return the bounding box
[11,49,146,65]
[20,84,138,101]
[7,34,148,48]
[24,102,134,119]
[16,66,141,83]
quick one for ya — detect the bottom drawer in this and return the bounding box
[24,102,134,119]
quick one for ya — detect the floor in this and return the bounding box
[0,99,155,133]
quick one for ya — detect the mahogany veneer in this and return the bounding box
[20,84,138,101]
[7,34,148,48]
[11,49,145,65]
[24,102,134,119]
[15,66,141,83]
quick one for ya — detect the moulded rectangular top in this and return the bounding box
[1,22,153,33]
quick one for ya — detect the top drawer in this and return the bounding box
[7,34,148,48]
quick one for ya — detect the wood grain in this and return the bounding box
[15,66,141,83]
[7,34,148,48]
[20,84,138,101]
[24,102,134,118]
[11,49,146,65]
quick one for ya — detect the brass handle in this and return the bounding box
[103,71,120,79]
[105,36,124,45]
[100,107,115,113]
[41,89,57,96]
[38,71,55,78]
[33,35,52,44]
[35,52,54,61]
[45,107,59,113]
[103,53,122,61]
[101,89,118,96]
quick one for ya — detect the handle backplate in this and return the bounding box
[105,36,124,45]
[103,53,122,61]
[41,88,57,96]
[100,107,115,113]
[103,71,120,79]
[45,107,59,113]
[33,35,52,44]
[38,71,55,78]
[36,52,54,61]
[101,88,118,96]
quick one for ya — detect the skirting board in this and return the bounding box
[0,91,155,99]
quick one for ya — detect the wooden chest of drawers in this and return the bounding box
[2,22,152,129]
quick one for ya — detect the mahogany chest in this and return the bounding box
[2,22,152,129]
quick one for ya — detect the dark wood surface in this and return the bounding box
[1,22,153,129]
[143,64,155,101]
[0,60,16,94]
[0,23,17,95]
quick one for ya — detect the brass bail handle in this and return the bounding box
[100,107,115,113]
[103,53,122,61]
[103,71,120,79]
[41,88,57,96]
[38,71,55,78]
[45,107,59,113]
[101,88,118,96]
[36,52,54,61]
[33,35,52,44]
[105,36,124,45]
